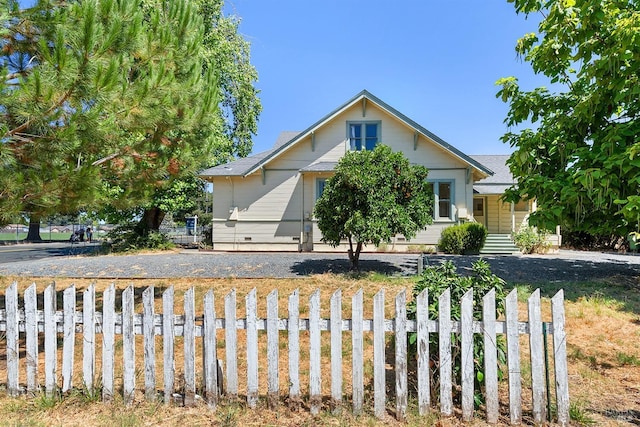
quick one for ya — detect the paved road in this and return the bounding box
[0,241,101,264]
[0,247,638,283]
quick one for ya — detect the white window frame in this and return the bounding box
[429,180,455,221]
[347,121,381,151]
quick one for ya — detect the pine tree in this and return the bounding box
[0,0,221,239]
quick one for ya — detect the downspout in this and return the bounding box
[211,181,216,250]
[300,174,304,252]
[229,177,236,250]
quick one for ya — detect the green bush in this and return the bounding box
[438,222,488,254]
[407,259,508,406]
[106,224,174,253]
[512,225,550,254]
[463,222,488,253]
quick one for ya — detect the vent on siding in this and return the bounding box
[292,237,300,241]
[244,237,252,241]
[397,237,406,242]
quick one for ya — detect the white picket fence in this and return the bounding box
[0,283,569,425]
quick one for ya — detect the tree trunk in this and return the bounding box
[136,207,166,236]
[26,215,42,242]
[348,238,363,271]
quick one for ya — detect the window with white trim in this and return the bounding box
[348,121,379,151]
[429,180,454,220]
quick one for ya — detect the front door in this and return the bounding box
[473,197,486,228]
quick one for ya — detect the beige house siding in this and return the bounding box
[484,195,529,234]
[202,90,502,252]
[211,172,305,250]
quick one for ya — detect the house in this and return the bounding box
[200,90,560,252]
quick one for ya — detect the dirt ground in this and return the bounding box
[0,272,638,426]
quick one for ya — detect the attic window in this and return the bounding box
[348,122,379,151]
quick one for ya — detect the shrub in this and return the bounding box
[407,259,508,406]
[512,225,550,254]
[463,222,488,253]
[438,222,488,254]
[106,224,174,253]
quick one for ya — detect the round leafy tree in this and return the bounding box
[314,144,433,270]
[497,0,640,238]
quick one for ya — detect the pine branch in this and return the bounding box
[4,88,75,140]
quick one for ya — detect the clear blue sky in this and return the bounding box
[223,1,547,156]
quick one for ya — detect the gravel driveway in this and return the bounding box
[0,249,638,283]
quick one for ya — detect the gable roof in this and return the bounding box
[470,155,514,194]
[201,90,493,178]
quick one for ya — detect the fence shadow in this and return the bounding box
[290,258,404,276]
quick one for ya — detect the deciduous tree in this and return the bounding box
[497,0,640,238]
[129,0,261,236]
[314,145,433,270]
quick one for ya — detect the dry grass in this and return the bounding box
[0,273,639,426]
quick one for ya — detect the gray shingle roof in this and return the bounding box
[200,131,301,177]
[299,161,338,172]
[201,91,498,180]
[470,155,514,194]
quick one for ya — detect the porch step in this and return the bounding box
[480,234,520,255]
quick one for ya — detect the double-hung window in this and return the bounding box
[429,180,454,220]
[348,122,379,151]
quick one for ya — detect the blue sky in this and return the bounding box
[223,1,547,156]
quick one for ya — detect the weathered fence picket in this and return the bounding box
[553,290,570,426]
[25,284,38,393]
[266,289,278,409]
[461,289,474,422]
[373,289,385,419]
[122,285,135,404]
[416,289,429,415]
[528,289,546,424]
[506,288,522,425]
[309,289,321,415]
[62,285,75,393]
[143,286,155,401]
[202,289,218,408]
[184,287,196,406]
[6,282,18,396]
[330,289,342,414]
[287,289,301,410]
[102,284,115,401]
[482,288,499,424]
[438,288,453,416]
[224,289,237,398]
[394,290,407,421]
[0,283,570,425]
[84,284,95,394]
[246,288,258,409]
[351,288,364,415]
[44,284,56,396]
[162,286,174,405]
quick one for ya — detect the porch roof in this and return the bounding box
[299,162,337,173]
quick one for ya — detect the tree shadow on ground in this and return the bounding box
[290,257,406,276]
[425,254,640,315]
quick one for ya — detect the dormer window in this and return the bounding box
[348,121,380,151]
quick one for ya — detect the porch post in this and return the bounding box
[511,202,516,233]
